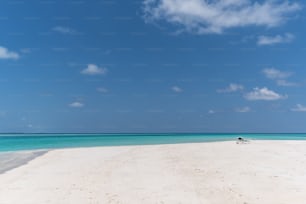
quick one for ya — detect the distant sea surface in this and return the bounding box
[1,133,306,152]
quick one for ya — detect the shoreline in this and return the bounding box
[1,140,306,203]
[2,133,306,152]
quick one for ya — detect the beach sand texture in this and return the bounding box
[1,141,306,204]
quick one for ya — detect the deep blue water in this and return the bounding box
[0,133,306,152]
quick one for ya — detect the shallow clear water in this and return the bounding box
[0,133,306,152]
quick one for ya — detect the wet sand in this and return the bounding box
[0,151,47,174]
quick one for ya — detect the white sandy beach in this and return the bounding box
[1,141,306,204]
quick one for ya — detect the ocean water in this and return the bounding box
[0,133,306,152]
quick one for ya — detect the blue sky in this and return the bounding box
[0,0,306,133]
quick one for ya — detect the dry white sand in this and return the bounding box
[1,141,306,204]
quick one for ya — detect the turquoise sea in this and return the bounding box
[1,133,306,152]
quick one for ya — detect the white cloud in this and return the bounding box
[291,104,306,112]
[53,26,77,34]
[208,110,215,114]
[20,48,32,54]
[276,79,297,87]
[262,68,297,86]
[217,83,244,93]
[257,33,294,45]
[262,68,292,79]
[143,0,301,34]
[97,87,109,93]
[0,46,19,59]
[81,64,107,75]
[235,106,251,113]
[171,86,183,93]
[69,102,84,108]
[244,87,287,101]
